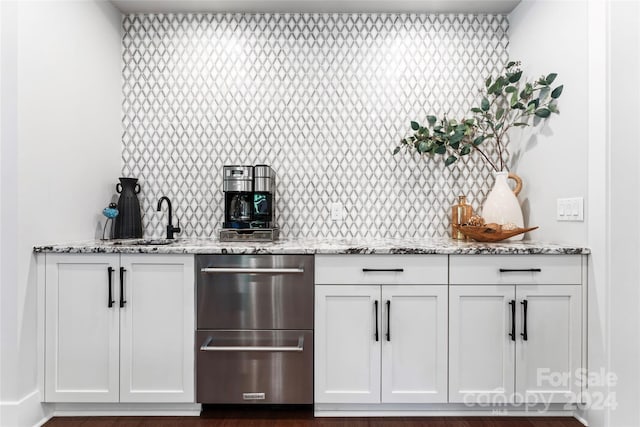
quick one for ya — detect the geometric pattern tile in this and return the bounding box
[122,13,509,238]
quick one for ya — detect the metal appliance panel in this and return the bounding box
[196,255,313,330]
[196,330,313,404]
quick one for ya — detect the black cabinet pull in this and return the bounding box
[386,300,391,342]
[119,267,127,308]
[521,300,528,341]
[362,268,404,272]
[374,300,379,342]
[509,300,515,341]
[107,267,115,308]
[499,268,542,273]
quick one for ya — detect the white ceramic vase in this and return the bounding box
[482,171,524,241]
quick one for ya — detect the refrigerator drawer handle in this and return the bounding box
[201,267,304,274]
[200,336,304,352]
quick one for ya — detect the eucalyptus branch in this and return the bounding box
[394,60,564,171]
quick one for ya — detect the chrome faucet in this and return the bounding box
[157,196,181,239]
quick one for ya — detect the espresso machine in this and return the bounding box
[220,165,279,241]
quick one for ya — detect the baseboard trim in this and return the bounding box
[573,411,589,426]
[50,402,201,417]
[314,402,579,418]
[0,390,51,427]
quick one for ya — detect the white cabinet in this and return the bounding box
[315,255,449,405]
[448,255,583,405]
[315,284,448,404]
[515,285,582,403]
[45,254,120,402]
[449,285,515,403]
[315,285,381,404]
[381,285,448,403]
[44,253,195,403]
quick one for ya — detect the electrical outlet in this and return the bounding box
[557,197,584,221]
[331,202,343,221]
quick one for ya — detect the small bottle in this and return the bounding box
[451,195,473,240]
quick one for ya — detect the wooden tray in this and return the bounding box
[454,225,539,242]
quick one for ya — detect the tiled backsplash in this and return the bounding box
[122,13,509,238]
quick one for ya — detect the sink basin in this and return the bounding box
[109,238,178,246]
[131,238,176,246]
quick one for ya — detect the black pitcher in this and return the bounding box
[113,177,143,239]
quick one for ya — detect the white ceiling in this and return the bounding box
[109,0,521,14]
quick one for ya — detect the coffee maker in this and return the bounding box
[221,165,279,241]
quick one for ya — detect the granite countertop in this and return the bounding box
[33,237,590,255]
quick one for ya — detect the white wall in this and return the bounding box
[511,1,640,427]
[608,2,640,426]
[0,1,122,425]
[508,0,589,245]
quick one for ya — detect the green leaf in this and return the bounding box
[513,122,529,127]
[417,141,429,153]
[510,91,518,107]
[434,145,447,155]
[508,71,522,83]
[496,107,505,121]
[464,119,475,126]
[520,89,528,100]
[548,102,558,113]
[535,108,551,118]
[495,122,503,131]
[471,107,483,113]
[460,144,472,156]
[506,61,516,69]
[472,135,485,146]
[444,155,457,167]
[525,83,533,95]
[505,86,517,93]
[485,76,492,88]
[410,121,420,131]
[546,73,558,85]
[427,115,437,126]
[450,140,461,149]
[481,97,490,111]
[488,81,500,95]
[393,146,401,155]
[528,99,540,110]
[512,102,525,110]
[551,85,564,99]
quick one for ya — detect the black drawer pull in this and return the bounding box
[119,267,127,308]
[362,268,404,272]
[386,300,391,342]
[374,300,379,342]
[499,268,542,273]
[521,300,528,341]
[107,267,115,308]
[508,300,515,341]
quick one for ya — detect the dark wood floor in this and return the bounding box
[44,407,585,427]
[43,417,585,427]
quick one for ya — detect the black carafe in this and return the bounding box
[113,177,143,239]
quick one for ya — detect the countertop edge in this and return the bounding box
[33,239,591,255]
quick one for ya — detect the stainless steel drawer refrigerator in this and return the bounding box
[196,255,314,404]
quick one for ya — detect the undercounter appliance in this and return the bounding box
[196,255,313,404]
[221,165,278,241]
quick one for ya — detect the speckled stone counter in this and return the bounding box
[33,237,590,255]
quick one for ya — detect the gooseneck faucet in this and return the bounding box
[157,196,181,239]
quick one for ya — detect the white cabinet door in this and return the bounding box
[449,285,516,403]
[45,254,120,402]
[119,254,195,403]
[515,285,582,403]
[381,285,447,403]
[315,285,381,404]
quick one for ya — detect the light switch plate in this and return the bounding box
[331,202,343,221]
[557,197,584,221]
